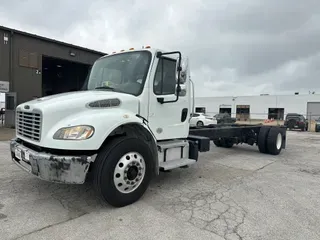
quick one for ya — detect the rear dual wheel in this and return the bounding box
[258,126,283,155]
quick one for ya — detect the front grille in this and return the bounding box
[16,110,42,141]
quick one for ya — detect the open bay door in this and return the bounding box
[4,92,17,128]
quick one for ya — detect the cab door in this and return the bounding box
[147,55,190,140]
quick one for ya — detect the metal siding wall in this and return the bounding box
[0,29,10,88]
[12,33,104,105]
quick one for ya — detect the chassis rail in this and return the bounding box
[188,124,287,155]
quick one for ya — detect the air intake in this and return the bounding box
[87,98,121,108]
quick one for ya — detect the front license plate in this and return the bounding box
[15,148,22,160]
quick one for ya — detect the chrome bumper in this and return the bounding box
[10,139,96,184]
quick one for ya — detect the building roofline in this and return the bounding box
[0,25,108,56]
[196,93,320,98]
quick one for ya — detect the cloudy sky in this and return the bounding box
[1,0,320,100]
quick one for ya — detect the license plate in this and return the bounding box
[15,148,22,160]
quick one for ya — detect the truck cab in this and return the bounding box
[10,47,201,207]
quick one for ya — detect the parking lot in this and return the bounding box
[1,131,320,240]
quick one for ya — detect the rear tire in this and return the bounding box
[287,119,296,129]
[213,139,222,147]
[196,121,204,127]
[257,126,271,154]
[267,128,283,155]
[93,136,154,207]
[214,138,233,148]
[221,138,234,148]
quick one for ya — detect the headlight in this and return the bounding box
[53,125,94,140]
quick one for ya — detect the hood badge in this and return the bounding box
[24,105,30,109]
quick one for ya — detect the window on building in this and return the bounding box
[219,107,231,116]
[268,108,285,120]
[5,96,15,110]
[236,105,250,120]
[195,107,206,113]
[153,57,177,95]
[19,50,39,68]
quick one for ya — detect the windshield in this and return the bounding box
[86,51,152,96]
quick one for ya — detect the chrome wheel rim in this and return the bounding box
[114,152,146,194]
[276,133,282,150]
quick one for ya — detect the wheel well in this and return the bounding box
[99,123,159,176]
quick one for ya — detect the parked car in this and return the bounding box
[214,113,237,124]
[284,113,307,131]
[190,113,217,127]
[315,118,320,132]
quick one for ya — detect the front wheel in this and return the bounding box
[93,136,154,207]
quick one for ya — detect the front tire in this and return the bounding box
[93,136,154,207]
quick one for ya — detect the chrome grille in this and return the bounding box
[16,110,42,141]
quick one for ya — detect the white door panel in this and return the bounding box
[147,55,190,140]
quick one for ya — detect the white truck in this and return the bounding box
[10,47,287,207]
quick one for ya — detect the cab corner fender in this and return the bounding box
[98,113,159,176]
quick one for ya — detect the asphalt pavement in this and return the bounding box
[1,131,320,240]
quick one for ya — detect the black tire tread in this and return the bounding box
[221,139,234,148]
[93,136,153,207]
[258,126,271,154]
[213,140,222,147]
[266,127,283,155]
[197,121,204,127]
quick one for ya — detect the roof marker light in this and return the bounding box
[145,45,151,49]
[129,48,134,50]
[120,49,125,52]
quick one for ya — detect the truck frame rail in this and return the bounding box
[188,124,287,155]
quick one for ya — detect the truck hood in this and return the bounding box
[17,90,140,124]
[20,90,138,109]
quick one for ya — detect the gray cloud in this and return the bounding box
[1,0,320,97]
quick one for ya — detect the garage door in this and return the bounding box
[307,102,320,120]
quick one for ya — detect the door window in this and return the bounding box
[153,57,176,95]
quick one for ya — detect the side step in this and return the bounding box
[159,158,196,171]
[157,140,188,150]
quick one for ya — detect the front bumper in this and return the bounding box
[10,138,96,184]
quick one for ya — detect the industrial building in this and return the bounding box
[195,94,320,121]
[0,25,106,127]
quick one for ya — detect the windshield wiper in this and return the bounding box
[93,86,129,95]
[94,86,115,90]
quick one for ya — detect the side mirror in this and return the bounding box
[178,57,189,84]
[175,85,187,97]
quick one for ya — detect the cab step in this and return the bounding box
[159,158,196,171]
[157,140,188,151]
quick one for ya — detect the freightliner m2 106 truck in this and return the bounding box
[10,47,287,207]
